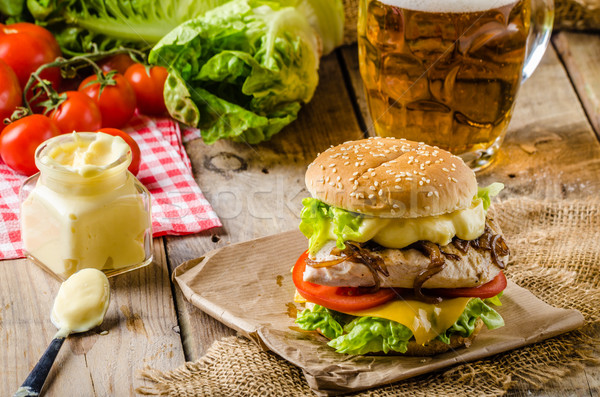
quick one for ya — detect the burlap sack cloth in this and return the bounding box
[137,198,600,396]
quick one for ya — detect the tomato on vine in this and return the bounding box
[97,128,141,175]
[0,115,62,176]
[0,59,22,132]
[0,23,61,90]
[79,72,136,128]
[99,53,136,75]
[124,63,168,116]
[48,91,102,134]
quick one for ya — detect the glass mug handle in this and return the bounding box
[522,0,554,81]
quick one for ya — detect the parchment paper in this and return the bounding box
[173,230,585,396]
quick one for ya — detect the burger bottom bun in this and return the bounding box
[316,318,484,356]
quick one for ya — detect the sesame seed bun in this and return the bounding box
[305,137,477,218]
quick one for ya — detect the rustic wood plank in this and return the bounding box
[340,41,600,396]
[165,52,366,360]
[553,31,600,140]
[0,238,185,396]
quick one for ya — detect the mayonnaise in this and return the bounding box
[20,132,153,281]
[322,199,485,251]
[51,268,110,338]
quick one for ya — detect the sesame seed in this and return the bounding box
[344,161,350,166]
[371,172,376,176]
[362,175,369,179]
[419,181,423,186]
[393,204,400,209]
[328,163,336,168]
[442,168,449,172]
[352,185,358,191]
[369,186,376,191]
[337,183,343,189]
[368,194,375,199]
[332,168,337,173]
[374,181,379,187]
[320,165,325,170]
[405,177,413,181]
[378,189,383,196]
[325,176,330,182]
[427,191,433,197]
[355,162,360,167]
[394,185,401,190]
[352,171,359,176]
[328,182,335,186]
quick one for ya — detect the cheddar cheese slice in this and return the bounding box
[340,297,472,345]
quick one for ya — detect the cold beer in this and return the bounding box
[358,0,532,168]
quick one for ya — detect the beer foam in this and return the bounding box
[378,0,518,13]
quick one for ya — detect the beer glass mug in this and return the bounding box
[358,0,554,170]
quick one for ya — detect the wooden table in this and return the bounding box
[2,32,600,396]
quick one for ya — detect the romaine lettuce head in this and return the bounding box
[150,0,320,144]
[296,296,504,355]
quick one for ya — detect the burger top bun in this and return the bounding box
[305,137,477,218]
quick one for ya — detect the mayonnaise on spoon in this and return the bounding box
[15,269,110,397]
[51,268,110,337]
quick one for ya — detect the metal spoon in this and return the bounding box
[14,269,110,397]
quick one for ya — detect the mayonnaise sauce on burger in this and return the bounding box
[317,199,485,254]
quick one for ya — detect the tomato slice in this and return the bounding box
[293,251,397,312]
[427,271,507,299]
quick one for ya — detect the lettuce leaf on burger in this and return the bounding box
[293,137,509,355]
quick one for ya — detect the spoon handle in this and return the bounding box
[15,336,66,396]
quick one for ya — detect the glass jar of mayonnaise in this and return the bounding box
[20,132,153,281]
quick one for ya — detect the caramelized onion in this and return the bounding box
[453,224,509,270]
[412,241,445,304]
[305,256,352,268]
[345,242,389,293]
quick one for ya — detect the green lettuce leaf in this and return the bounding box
[329,316,413,354]
[295,305,345,340]
[436,296,504,344]
[299,197,363,255]
[296,295,504,355]
[149,0,320,144]
[476,182,504,211]
[21,0,232,55]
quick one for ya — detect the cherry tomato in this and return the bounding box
[1,23,61,56]
[0,28,61,90]
[427,271,507,299]
[124,63,168,116]
[0,59,22,132]
[99,53,136,75]
[79,73,136,128]
[0,115,61,175]
[293,251,397,312]
[49,91,102,134]
[97,128,141,175]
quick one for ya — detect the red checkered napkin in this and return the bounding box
[0,115,221,261]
